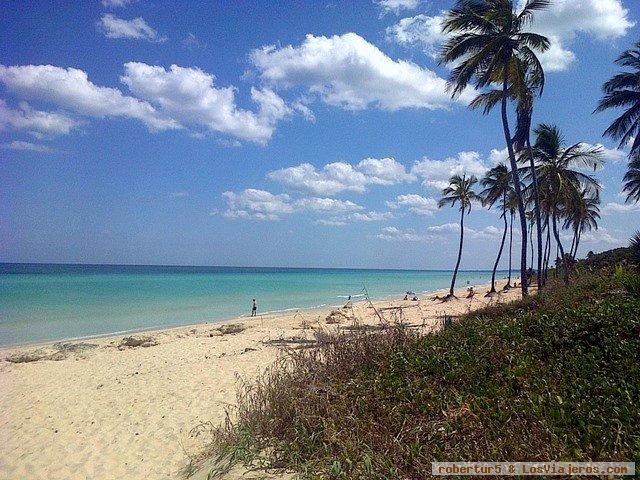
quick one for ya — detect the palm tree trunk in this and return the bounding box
[543,218,551,285]
[449,207,465,297]
[574,230,582,258]
[570,229,577,259]
[552,211,569,284]
[529,220,534,268]
[506,211,513,288]
[488,198,508,295]
[501,75,528,296]
[526,138,543,290]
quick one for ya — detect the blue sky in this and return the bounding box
[2,0,639,269]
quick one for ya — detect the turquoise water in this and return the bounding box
[0,264,501,346]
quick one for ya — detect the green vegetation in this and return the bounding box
[207,257,640,479]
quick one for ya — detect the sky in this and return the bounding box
[2,0,639,270]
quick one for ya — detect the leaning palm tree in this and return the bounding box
[480,163,511,295]
[563,188,600,259]
[623,154,640,203]
[440,0,551,297]
[529,124,604,283]
[438,174,479,300]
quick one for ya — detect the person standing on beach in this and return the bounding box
[251,299,257,317]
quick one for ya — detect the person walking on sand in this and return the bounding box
[251,299,257,317]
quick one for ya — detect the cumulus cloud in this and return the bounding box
[386,193,438,216]
[375,0,421,15]
[0,63,292,144]
[222,189,294,220]
[1,140,55,153]
[388,0,634,72]
[601,201,640,214]
[377,223,502,243]
[294,197,363,213]
[267,157,413,196]
[0,64,178,131]
[98,14,164,42]
[0,100,81,137]
[386,14,447,58]
[121,62,291,144]
[377,226,428,242]
[411,151,489,190]
[221,190,369,220]
[251,33,472,112]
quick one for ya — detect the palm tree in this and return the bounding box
[623,154,640,203]
[440,0,551,297]
[564,189,600,259]
[480,163,511,295]
[529,124,603,283]
[595,42,640,204]
[504,191,519,289]
[438,174,480,300]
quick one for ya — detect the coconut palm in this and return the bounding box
[439,0,551,297]
[596,42,640,204]
[529,124,604,283]
[623,154,640,203]
[480,163,512,295]
[504,191,519,289]
[438,174,480,300]
[595,42,640,155]
[563,189,600,259]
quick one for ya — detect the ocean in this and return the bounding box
[0,264,502,346]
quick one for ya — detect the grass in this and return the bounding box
[204,266,640,479]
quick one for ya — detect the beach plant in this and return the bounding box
[438,174,480,300]
[528,124,603,284]
[480,163,512,294]
[595,41,640,203]
[439,0,551,297]
[206,259,640,479]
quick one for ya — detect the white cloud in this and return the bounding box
[222,189,294,220]
[386,193,438,216]
[348,211,394,222]
[0,100,81,137]
[101,0,137,7]
[389,1,634,72]
[411,151,489,190]
[294,197,363,213]
[426,222,502,240]
[580,142,627,164]
[601,201,640,214]
[121,62,291,144]
[377,226,428,242]
[268,157,413,196]
[251,33,472,112]
[98,14,163,42]
[357,157,416,184]
[1,140,55,153]
[488,147,509,165]
[386,14,447,58]
[375,0,421,15]
[0,64,179,132]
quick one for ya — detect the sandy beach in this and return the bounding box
[0,281,521,480]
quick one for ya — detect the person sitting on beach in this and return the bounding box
[251,299,257,317]
[412,295,418,301]
[403,294,408,300]
[466,286,475,299]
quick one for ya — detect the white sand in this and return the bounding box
[0,281,522,480]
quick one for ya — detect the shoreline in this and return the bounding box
[0,280,496,351]
[1,279,521,480]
